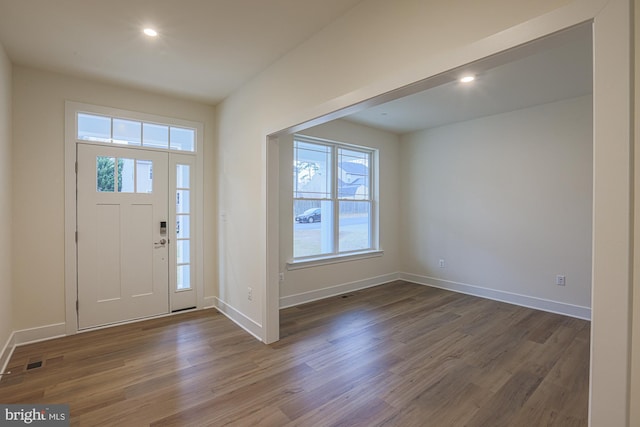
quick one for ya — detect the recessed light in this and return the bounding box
[460,75,475,83]
[143,28,158,37]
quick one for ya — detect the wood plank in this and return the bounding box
[0,282,589,426]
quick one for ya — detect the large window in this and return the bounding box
[293,136,376,259]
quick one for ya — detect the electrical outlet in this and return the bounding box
[248,287,253,301]
[439,259,445,268]
[279,273,284,282]
[556,275,566,286]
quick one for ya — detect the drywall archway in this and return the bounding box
[264,1,632,424]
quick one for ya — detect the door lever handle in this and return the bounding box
[154,238,167,247]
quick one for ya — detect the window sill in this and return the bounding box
[287,250,384,271]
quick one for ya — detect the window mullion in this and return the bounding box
[369,151,374,249]
[332,146,339,255]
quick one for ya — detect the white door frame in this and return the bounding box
[64,101,205,334]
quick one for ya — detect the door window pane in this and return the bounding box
[176,164,190,188]
[96,156,116,192]
[113,118,141,146]
[119,158,135,193]
[176,190,190,214]
[136,160,153,193]
[339,201,371,252]
[177,265,191,290]
[177,240,190,264]
[170,127,195,152]
[176,215,190,239]
[143,123,169,149]
[79,113,111,142]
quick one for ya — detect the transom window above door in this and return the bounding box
[77,112,196,152]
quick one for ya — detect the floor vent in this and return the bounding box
[26,361,43,370]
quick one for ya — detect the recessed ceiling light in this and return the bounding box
[143,28,158,37]
[460,75,475,83]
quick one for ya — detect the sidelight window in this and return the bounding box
[175,164,192,290]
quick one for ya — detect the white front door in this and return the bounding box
[77,144,169,329]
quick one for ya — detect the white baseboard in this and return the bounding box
[399,272,591,320]
[279,272,401,309]
[1,322,67,377]
[203,296,216,309]
[0,331,16,377]
[212,297,263,341]
[13,323,67,346]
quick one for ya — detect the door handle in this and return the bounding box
[154,238,167,248]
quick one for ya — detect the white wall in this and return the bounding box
[215,0,577,330]
[400,96,592,314]
[631,0,640,423]
[217,0,632,423]
[278,120,400,305]
[0,43,12,367]
[11,66,217,331]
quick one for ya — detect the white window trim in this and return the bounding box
[286,249,384,270]
[292,135,379,263]
[63,101,205,335]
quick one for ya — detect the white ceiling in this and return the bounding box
[0,2,592,128]
[0,0,363,104]
[345,24,593,134]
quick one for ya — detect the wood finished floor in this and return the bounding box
[0,281,589,426]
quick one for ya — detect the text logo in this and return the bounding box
[1,405,69,426]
